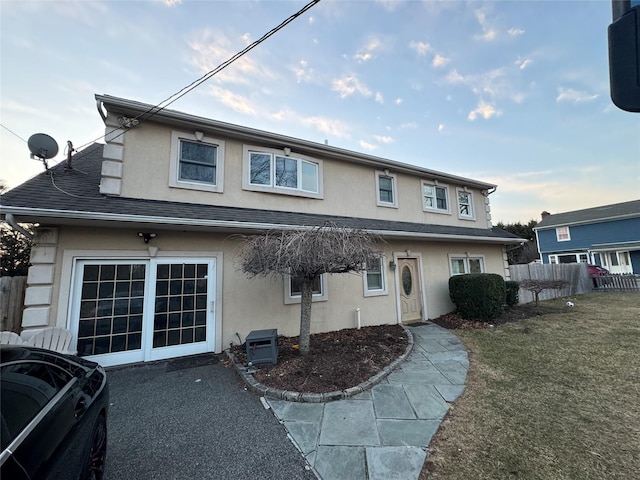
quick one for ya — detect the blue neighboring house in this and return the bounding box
[535,200,640,274]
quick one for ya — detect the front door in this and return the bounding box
[70,258,216,367]
[398,258,422,323]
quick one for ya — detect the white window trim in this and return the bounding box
[375,171,398,208]
[456,188,475,220]
[363,256,388,297]
[284,273,328,304]
[242,144,324,199]
[421,180,451,214]
[556,226,571,242]
[169,131,225,193]
[448,254,486,276]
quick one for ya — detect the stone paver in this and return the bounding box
[263,322,469,480]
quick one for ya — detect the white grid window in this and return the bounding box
[422,182,449,213]
[376,171,398,208]
[364,256,387,296]
[457,189,474,219]
[556,226,571,242]
[449,256,485,275]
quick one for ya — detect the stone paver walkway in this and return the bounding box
[265,322,469,480]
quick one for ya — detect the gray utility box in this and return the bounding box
[245,329,278,365]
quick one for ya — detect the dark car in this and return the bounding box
[0,346,109,480]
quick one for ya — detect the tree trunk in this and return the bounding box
[298,278,313,356]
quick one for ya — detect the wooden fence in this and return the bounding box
[508,263,593,304]
[592,274,640,292]
[0,276,26,332]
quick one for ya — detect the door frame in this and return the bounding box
[60,249,224,367]
[392,252,428,323]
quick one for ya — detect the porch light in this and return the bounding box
[138,232,157,243]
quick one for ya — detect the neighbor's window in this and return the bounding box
[284,273,328,304]
[364,256,387,296]
[457,189,474,219]
[376,171,398,208]
[422,182,449,213]
[449,255,485,275]
[170,131,225,193]
[244,146,322,198]
[556,226,570,242]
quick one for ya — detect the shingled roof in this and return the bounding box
[1,143,521,243]
[536,200,640,229]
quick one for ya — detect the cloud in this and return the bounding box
[332,75,372,98]
[373,135,393,144]
[359,140,377,151]
[437,124,445,132]
[375,92,384,104]
[409,40,432,56]
[207,86,256,115]
[163,0,182,6]
[399,122,418,130]
[444,67,523,103]
[508,27,525,36]
[432,54,450,68]
[468,101,500,121]
[375,0,401,12]
[302,116,351,139]
[556,87,599,103]
[292,59,313,83]
[395,98,403,105]
[516,58,532,70]
[189,30,276,86]
[474,10,497,41]
[354,36,383,63]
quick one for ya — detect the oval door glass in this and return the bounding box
[402,265,413,295]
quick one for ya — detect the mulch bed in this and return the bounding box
[430,304,565,329]
[231,324,408,394]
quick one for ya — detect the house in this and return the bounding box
[534,200,640,274]
[0,94,522,367]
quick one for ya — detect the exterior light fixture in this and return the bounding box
[138,232,157,243]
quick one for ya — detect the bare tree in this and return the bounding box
[237,223,383,355]
[519,279,569,308]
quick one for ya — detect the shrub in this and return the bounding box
[449,273,506,321]
[505,280,520,307]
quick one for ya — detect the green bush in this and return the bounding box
[505,280,520,307]
[449,273,506,321]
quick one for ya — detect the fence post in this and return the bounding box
[0,276,27,332]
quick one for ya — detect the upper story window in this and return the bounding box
[449,255,485,275]
[457,189,474,219]
[556,226,571,242]
[243,145,323,199]
[376,171,398,208]
[422,181,450,213]
[170,131,225,193]
[363,256,387,296]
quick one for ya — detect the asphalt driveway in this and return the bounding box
[104,354,315,480]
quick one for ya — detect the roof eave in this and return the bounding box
[1,206,522,244]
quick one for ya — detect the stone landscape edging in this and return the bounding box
[226,324,414,403]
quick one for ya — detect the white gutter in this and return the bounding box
[0,206,523,244]
[4,213,34,240]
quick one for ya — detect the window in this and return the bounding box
[244,145,323,198]
[457,189,474,219]
[376,171,398,208]
[170,131,225,193]
[284,273,328,304]
[449,255,485,275]
[556,226,571,242]
[364,256,387,296]
[422,182,449,213]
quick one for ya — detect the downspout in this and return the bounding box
[5,214,34,240]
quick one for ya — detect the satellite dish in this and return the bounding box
[28,133,59,160]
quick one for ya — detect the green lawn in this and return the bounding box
[422,292,640,480]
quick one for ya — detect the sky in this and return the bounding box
[1,0,639,223]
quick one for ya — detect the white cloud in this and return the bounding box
[556,87,599,103]
[432,54,450,68]
[468,101,500,121]
[359,140,377,151]
[207,86,256,115]
[308,16,315,25]
[508,27,525,37]
[445,69,465,84]
[375,0,401,12]
[516,58,532,70]
[302,116,351,139]
[375,92,384,104]
[437,124,445,132]
[292,59,313,83]
[474,10,497,41]
[332,75,372,98]
[409,40,432,56]
[354,37,383,63]
[163,0,182,6]
[373,135,393,144]
[395,98,403,105]
[399,122,418,130]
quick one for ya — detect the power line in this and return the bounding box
[75,0,321,151]
[0,123,27,143]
